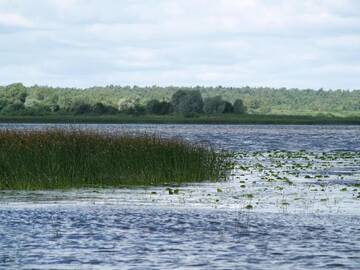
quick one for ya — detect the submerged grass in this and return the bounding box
[0,129,232,190]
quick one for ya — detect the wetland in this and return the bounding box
[0,124,359,269]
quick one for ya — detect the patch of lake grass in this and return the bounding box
[0,129,232,190]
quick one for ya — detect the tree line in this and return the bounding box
[0,83,359,117]
[0,83,246,116]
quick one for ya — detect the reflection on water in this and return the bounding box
[0,124,360,269]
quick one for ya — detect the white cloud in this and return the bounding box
[0,0,359,89]
[0,12,33,28]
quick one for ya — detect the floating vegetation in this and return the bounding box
[221,149,360,213]
[0,134,359,214]
[0,129,233,190]
[243,193,254,199]
[166,187,180,195]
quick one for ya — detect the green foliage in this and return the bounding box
[0,130,231,189]
[72,102,92,114]
[204,95,233,114]
[0,83,27,114]
[0,100,7,111]
[89,102,118,114]
[92,102,110,114]
[171,90,187,110]
[233,99,246,114]
[1,83,27,104]
[146,99,160,114]
[1,103,25,114]
[171,90,204,116]
[126,104,146,115]
[204,96,223,113]
[146,99,173,115]
[223,101,234,113]
[0,83,359,117]
[158,101,173,115]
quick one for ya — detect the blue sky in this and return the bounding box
[0,0,359,89]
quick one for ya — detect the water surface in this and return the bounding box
[1,124,359,269]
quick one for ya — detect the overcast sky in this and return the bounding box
[0,0,359,89]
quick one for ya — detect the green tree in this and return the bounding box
[1,103,25,114]
[204,96,227,114]
[223,101,234,113]
[146,99,161,114]
[0,100,7,111]
[127,104,146,115]
[233,99,246,114]
[171,90,203,116]
[170,90,187,111]
[146,99,173,115]
[158,101,173,114]
[1,83,27,104]
[91,102,117,114]
[71,102,92,114]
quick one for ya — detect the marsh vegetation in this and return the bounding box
[1,124,359,270]
[0,129,231,190]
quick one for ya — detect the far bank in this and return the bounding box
[0,113,359,125]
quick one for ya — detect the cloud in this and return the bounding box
[0,12,34,32]
[0,0,359,89]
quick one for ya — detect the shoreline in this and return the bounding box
[0,114,359,125]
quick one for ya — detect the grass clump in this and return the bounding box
[0,129,232,190]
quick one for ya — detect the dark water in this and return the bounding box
[0,124,360,270]
[1,123,360,152]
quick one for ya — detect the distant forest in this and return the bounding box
[0,83,359,117]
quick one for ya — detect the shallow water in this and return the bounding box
[0,124,360,269]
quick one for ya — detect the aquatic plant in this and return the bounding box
[0,129,232,190]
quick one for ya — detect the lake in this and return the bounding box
[0,124,359,269]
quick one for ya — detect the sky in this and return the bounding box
[0,0,360,89]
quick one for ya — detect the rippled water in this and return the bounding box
[2,123,360,152]
[1,124,360,269]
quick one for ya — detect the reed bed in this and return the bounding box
[0,129,232,190]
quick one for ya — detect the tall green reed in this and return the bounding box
[0,129,232,190]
